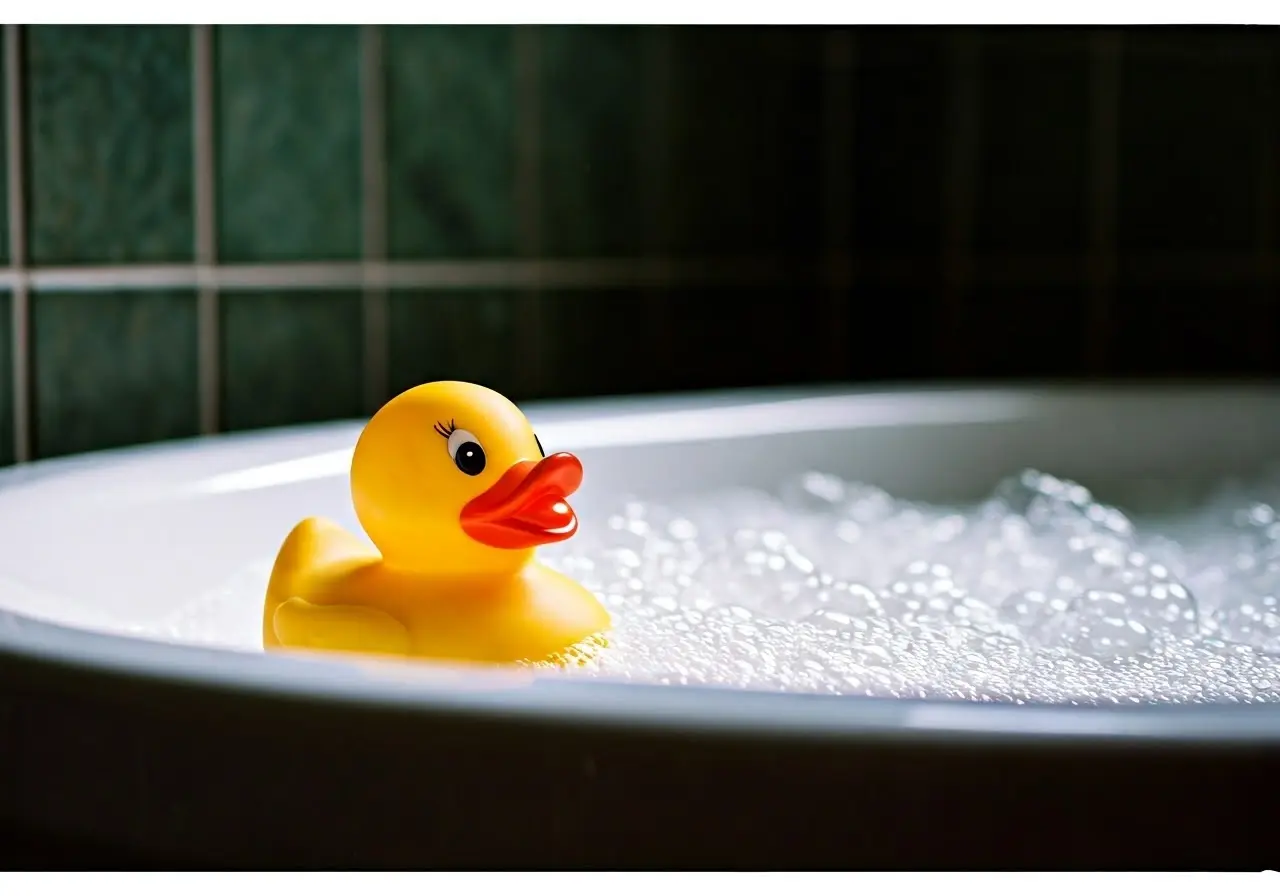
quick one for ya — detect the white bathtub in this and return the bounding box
[1,383,1278,868]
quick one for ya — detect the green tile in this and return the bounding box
[222,291,364,431]
[1118,26,1273,60]
[0,293,12,466]
[844,284,945,381]
[1118,41,1267,252]
[388,290,522,399]
[1111,283,1273,376]
[27,27,193,265]
[661,286,829,391]
[539,26,648,257]
[950,285,1088,377]
[664,28,825,256]
[536,290,671,397]
[975,33,1090,254]
[394,287,836,402]
[537,287,829,398]
[386,27,515,259]
[0,37,7,265]
[34,291,198,458]
[851,29,949,254]
[216,26,362,263]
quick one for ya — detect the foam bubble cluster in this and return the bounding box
[161,468,1280,704]
[534,469,1280,703]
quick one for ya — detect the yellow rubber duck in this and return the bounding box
[262,381,611,665]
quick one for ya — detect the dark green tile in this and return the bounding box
[537,290,673,397]
[1270,38,1280,256]
[0,293,11,466]
[539,27,648,257]
[1111,283,1273,376]
[976,27,1098,55]
[665,286,830,390]
[664,28,825,256]
[216,26,362,263]
[27,27,193,265]
[844,284,945,381]
[950,285,1088,377]
[386,27,515,259]
[532,287,829,397]
[33,291,198,458]
[975,34,1090,254]
[1116,26,1274,60]
[1118,43,1267,253]
[395,287,835,401]
[851,30,949,255]
[222,291,364,431]
[388,290,522,399]
[0,37,7,265]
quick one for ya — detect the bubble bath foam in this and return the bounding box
[166,468,1280,704]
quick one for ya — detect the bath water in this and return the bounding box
[161,468,1280,704]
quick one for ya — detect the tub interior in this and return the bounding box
[1,385,1279,658]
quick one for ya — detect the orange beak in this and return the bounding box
[460,452,583,549]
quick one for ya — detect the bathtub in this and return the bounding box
[1,383,1278,868]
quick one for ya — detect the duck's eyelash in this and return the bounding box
[433,419,457,439]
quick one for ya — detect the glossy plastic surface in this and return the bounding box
[263,382,609,664]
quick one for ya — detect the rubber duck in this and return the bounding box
[262,381,611,665]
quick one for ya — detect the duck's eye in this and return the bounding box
[446,428,486,476]
[534,434,545,458]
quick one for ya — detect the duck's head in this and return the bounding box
[350,381,583,577]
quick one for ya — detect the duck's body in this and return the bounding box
[262,382,611,666]
[264,517,609,663]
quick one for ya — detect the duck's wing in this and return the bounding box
[263,517,380,647]
[272,597,411,656]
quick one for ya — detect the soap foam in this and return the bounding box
[161,469,1280,704]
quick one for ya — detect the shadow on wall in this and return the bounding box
[0,25,1276,464]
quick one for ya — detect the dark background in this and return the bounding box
[1,25,1277,466]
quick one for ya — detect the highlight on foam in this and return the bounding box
[166,467,1280,704]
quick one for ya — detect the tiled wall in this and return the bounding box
[1,25,1278,466]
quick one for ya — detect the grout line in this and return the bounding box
[941,30,982,375]
[1,251,1279,295]
[5,25,29,463]
[1258,52,1276,260]
[514,27,545,396]
[360,24,389,413]
[641,26,676,373]
[1087,30,1122,376]
[822,28,855,381]
[514,28,542,262]
[1255,47,1277,368]
[192,25,219,435]
[0,257,821,293]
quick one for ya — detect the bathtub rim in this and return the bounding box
[1,380,1280,749]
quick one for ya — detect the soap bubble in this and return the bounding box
[160,466,1280,705]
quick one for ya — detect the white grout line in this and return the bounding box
[192,25,219,435]
[822,28,855,379]
[359,24,389,414]
[1087,30,1122,375]
[5,25,29,463]
[2,256,808,293]
[1,251,1279,296]
[514,27,546,394]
